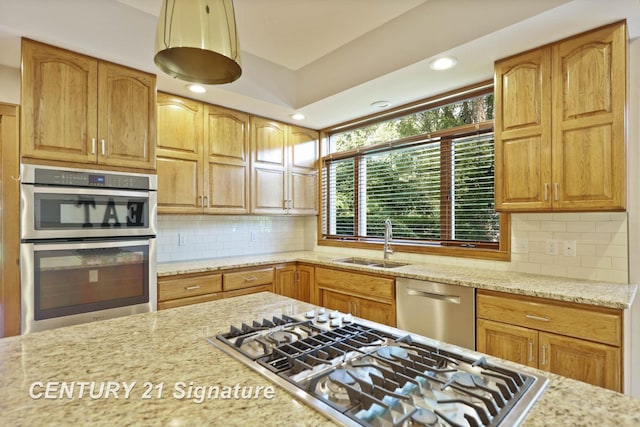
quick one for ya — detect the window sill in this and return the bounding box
[317,238,511,262]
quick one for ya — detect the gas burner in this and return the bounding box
[443,372,485,389]
[376,345,408,360]
[238,338,269,359]
[329,369,357,385]
[266,329,303,345]
[411,408,439,426]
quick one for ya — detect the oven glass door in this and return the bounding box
[27,239,150,321]
[21,185,157,239]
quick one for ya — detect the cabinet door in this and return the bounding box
[97,62,156,170]
[494,47,552,211]
[356,297,395,327]
[21,39,98,164]
[477,319,538,367]
[156,93,205,213]
[551,22,626,211]
[205,106,250,214]
[251,117,287,214]
[539,332,621,392]
[287,125,318,215]
[296,265,314,303]
[320,289,353,315]
[274,265,297,299]
[1,104,20,337]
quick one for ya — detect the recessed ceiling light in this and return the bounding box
[371,100,391,109]
[290,113,306,120]
[187,84,207,93]
[429,56,457,70]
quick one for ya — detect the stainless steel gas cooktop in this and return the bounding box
[207,309,548,427]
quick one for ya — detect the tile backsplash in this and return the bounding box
[158,212,629,284]
[510,212,628,283]
[157,215,307,263]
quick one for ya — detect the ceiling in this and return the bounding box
[0,0,639,129]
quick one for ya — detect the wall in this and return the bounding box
[157,215,308,263]
[0,65,20,104]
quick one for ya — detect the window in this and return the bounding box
[320,84,509,260]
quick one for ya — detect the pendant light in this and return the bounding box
[154,0,242,84]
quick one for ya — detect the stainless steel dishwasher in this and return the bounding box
[396,278,475,350]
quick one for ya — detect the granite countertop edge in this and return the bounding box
[157,251,638,310]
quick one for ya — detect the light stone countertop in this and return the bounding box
[157,251,638,309]
[1,292,639,426]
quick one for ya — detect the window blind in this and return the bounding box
[322,132,499,247]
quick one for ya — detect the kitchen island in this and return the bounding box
[1,292,639,426]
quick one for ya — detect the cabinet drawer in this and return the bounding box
[224,267,273,291]
[158,274,222,301]
[477,290,621,346]
[158,292,222,310]
[223,284,273,299]
[315,267,394,300]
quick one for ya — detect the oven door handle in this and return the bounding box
[405,288,461,304]
[26,185,149,198]
[28,238,151,251]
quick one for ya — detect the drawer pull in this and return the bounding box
[184,285,201,291]
[526,314,550,322]
[244,276,258,282]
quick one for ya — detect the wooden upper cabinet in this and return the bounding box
[156,92,204,213]
[494,21,626,212]
[156,93,250,214]
[288,125,319,215]
[494,47,552,211]
[21,39,156,171]
[250,117,319,215]
[205,105,250,214]
[551,22,626,211]
[21,39,98,164]
[97,62,156,170]
[251,117,287,214]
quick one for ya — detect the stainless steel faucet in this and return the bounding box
[383,219,394,260]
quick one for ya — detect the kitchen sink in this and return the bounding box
[333,257,409,269]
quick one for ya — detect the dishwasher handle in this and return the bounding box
[405,288,461,304]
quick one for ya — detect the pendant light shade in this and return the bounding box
[154,0,242,84]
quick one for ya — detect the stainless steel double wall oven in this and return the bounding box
[20,164,157,333]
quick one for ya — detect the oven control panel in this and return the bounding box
[27,166,154,190]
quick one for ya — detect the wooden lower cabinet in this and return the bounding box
[477,289,622,392]
[315,267,395,327]
[321,289,394,326]
[477,319,538,368]
[158,272,222,310]
[539,332,620,391]
[274,264,313,303]
[158,266,274,309]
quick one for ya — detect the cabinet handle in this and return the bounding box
[91,138,97,155]
[526,314,550,322]
[544,183,549,201]
[554,183,559,201]
[101,139,106,156]
[528,341,534,362]
[244,276,258,282]
[198,195,203,207]
[184,285,201,291]
[294,271,300,284]
[541,344,547,366]
[204,195,209,207]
